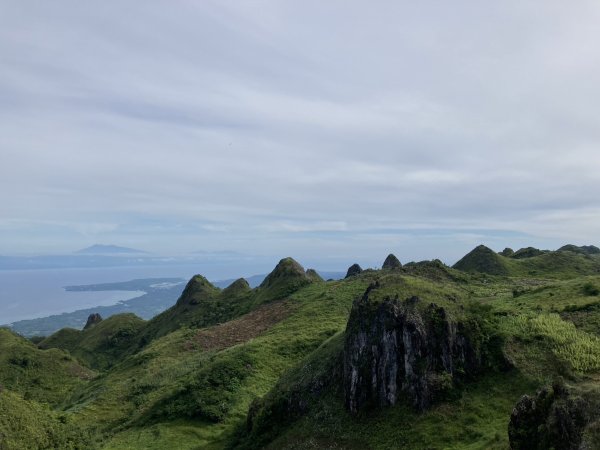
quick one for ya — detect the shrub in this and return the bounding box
[583,282,600,296]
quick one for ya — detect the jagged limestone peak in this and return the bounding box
[222,278,251,297]
[345,263,363,278]
[382,253,402,270]
[83,313,102,330]
[176,274,219,306]
[260,257,307,289]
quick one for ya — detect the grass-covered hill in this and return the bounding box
[38,313,146,370]
[1,248,600,449]
[453,244,600,278]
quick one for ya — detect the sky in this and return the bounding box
[1,1,600,268]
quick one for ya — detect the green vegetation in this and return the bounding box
[0,328,93,405]
[504,313,600,372]
[39,313,146,370]
[1,247,600,449]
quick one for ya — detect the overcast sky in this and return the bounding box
[1,1,599,267]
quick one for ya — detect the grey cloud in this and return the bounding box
[1,1,599,262]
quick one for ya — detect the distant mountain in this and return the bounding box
[454,243,600,277]
[558,244,600,255]
[76,244,148,255]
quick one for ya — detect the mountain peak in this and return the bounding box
[222,278,251,297]
[176,275,219,306]
[83,313,102,330]
[345,263,363,278]
[382,253,402,269]
[453,245,508,275]
[260,257,307,289]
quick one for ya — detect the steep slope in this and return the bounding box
[136,274,223,345]
[135,258,317,349]
[59,274,372,449]
[237,258,600,449]
[252,257,316,304]
[0,389,91,449]
[0,328,94,405]
[39,313,146,370]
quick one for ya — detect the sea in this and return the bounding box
[0,265,205,325]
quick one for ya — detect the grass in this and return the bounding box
[503,313,600,373]
[54,275,371,449]
[2,252,600,449]
[39,313,146,370]
[0,389,91,449]
[261,371,537,450]
[0,328,94,406]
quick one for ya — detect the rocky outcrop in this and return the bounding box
[343,283,495,413]
[382,254,402,270]
[345,263,363,278]
[84,313,102,330]
[508,382,600,450]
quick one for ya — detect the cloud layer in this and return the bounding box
[1,1,599,265]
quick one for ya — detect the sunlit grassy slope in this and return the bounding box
[1,248,600,449]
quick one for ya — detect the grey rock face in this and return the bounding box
[345,264,363,278]
[382,254,402,269]
[508,382,600,450]
[84,313,102,330]
[343,284,483,413]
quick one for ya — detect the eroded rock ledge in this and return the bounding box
[343,282,498,413]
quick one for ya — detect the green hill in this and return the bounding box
[453,244,510,275]
[0,328,94,405]
[2,249,600,449]
[39,313,146,370]
[453,244,600,278]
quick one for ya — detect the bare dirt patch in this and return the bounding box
[186,300,294,352]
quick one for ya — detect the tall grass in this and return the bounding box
[505,313,600,372]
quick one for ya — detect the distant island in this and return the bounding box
[75,244,148,255]
[6,278,185,336]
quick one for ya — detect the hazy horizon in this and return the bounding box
[2,1,599,263]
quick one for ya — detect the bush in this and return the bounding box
[583,282,600,296]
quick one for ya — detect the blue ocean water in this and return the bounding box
[0,265,201,325]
